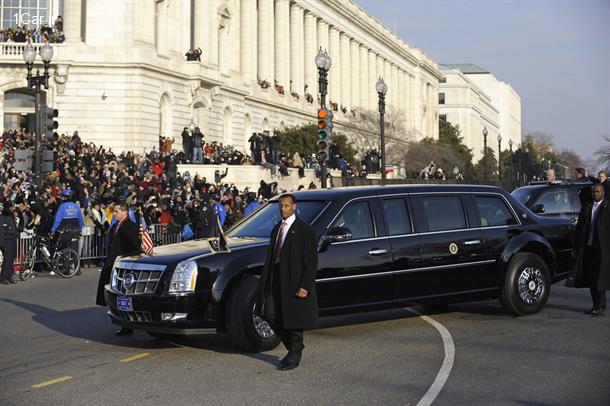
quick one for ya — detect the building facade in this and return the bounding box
[439,64,521,162]
[0,0,442,153]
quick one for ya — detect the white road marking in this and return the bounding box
[406,308,455,406]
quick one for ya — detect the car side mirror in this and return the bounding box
[326,227,352,243]
[318,227,352,252]
[532,204,545,214]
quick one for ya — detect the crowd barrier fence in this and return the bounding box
[14,224,182,266]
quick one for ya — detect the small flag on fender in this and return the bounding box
[139,222,154,256]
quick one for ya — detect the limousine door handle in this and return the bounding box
[463,240,481,246]
[368,249,388,256]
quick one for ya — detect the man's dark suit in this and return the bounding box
[96,219,141,306]
[572,198,610,310]
[256,216,318,363]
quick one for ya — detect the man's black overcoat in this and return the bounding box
[96,219,141,306]
[571,199,610,289]
[256,217,318,330]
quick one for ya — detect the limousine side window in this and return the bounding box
[475,196,516,226]
[330,201,375,239]
[382,198,412,235]
[534,189,572,215]
[421,196,466,232]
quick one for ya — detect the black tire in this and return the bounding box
[55,249,81,278]
[19,249,36,281]
[146,332,182,340]
[225,275,281,352]
[500,253,551,315]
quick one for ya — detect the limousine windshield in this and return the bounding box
[226,200,327,238]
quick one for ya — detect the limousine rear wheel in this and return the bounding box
[226,275,281,353]
[501,253,550,315]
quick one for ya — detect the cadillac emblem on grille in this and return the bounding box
[124,273,136,289]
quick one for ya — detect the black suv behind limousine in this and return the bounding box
[105,185,574,351]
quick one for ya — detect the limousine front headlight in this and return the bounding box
[169,260,198,294]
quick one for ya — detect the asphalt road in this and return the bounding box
[0,268,608,406]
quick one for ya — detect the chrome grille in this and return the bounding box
[114,309,153,323]
[112,261,166,295]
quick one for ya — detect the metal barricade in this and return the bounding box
[15,224,181,266]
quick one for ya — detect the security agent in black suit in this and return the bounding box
[96,203,141,335]
[571,184,610,316]
[256,194,318,371]
[0,202,18,285]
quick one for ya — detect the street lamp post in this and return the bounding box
[376,77,387,186]
[497,134,502,183]
[315,48,331,188]
[482,126,488,181]
[23,42,53,199]
[508,139,514,190]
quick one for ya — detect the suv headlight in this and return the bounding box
[169,260,198,294]
[111,268,118,290]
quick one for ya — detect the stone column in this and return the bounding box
[194,0,210,63]
[240,0,256,82]
[316,19,329,52]
[391,64,399,107]
[359,45,369,109]
[329,27,340,105]
[304,12,317,95]
[290,4,304,95]
[274,0,290,88]
[368,50,376,110]
[407,73,414,128]
[63,0,82,42]
[340,32,350,108]
[350,39,360,109]
[257,0,273,82]
[398,70,406,117]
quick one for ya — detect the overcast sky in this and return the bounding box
[355,0,610,161]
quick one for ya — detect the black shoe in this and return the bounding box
[8,278,17,284]
[277,359,300,371]
[114,328,134,336]
[591,309,605,317]
[0,279,10,285]
[585,308,596,315]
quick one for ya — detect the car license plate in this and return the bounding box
[117,296,132,311]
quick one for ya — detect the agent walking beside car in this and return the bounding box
[0,202,18,285]
[256,194,318,371]
[96,203,141,335]
[571,184,610,316]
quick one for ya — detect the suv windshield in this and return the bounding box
[511,187,539,207]
[227,201,326,238]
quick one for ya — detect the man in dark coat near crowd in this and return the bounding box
[96,203,141,334]
[570,183,610,316]
[0,202,18,285]
[256,194,318,371]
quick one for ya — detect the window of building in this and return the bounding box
[421,196,466,232]
[475,196,516,227]
[1,0,50,30]
[331,201,375,240]
[439,93,445,105]
[382,198,412,235]
[439,77,446,83]
[439,114,447,123]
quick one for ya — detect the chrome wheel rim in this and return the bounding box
[252,305,275,339]
[518,266,545,304]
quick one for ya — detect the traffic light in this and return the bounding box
[43,105,58,142]
[317,107,333,163]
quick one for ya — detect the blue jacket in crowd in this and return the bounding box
[51,201,84,233]
[214,202,226,227]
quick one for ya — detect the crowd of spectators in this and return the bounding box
[0,128,319,244]
[0,17,64,43]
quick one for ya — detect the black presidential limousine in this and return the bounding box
[105,185,575,351]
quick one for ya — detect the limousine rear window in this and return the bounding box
[226,201,327,238]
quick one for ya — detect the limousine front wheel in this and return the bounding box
[226,275,281,353]
[501,253,550,315]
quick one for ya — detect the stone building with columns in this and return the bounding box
[439,64,521,162]
[0,0,441,154]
